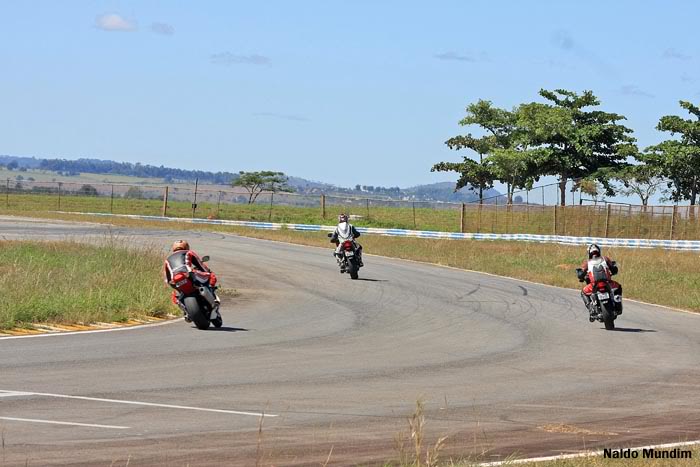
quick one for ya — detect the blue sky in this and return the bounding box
[0,1,698,192]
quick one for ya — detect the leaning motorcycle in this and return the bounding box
[170,255,223,330]
[328,233,362,280]
[576,260,622,330]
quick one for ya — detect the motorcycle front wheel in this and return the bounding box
[601,305,615,330]
[347,260,359,280]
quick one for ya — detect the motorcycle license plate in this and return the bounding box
[175,279,188,287]
[598,292,609,300]
[345,251,354,257]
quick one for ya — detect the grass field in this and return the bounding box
[0,239,171,330]
[9,211,700,314]
[2,188,699,239]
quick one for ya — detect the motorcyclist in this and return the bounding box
[163,240,220,319]
[330,213,364,268]
[578,243,622,316]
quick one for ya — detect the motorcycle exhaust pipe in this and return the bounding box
[198,287,217,308]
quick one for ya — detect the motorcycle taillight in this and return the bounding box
[343,240,353,250]
[173,272,188,283]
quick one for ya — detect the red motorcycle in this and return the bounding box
[576,258,622,330]
[171,255,223,330]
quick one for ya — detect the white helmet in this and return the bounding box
[587,243,601,259]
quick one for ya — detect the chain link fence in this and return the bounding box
[2,178,699,240]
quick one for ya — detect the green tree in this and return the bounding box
[613,163,664,207]
[124,186,143,199]
[433,100,518,203]
[644,101,700,205]
[519,89,636,206]
[78,184,99,196]
[233,171,294,204]
[488,148,540,204]
[435,100,544,204]
[575,178,605,204]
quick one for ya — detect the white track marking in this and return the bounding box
[478,439,700,466]
[0,318,182,341]
[0,391,31,398]
[0,417,129,430]
[513,403,626,412]
[0,390,276,418]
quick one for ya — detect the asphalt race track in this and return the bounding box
[1,217,700,466]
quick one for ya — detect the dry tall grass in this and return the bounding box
[0,239,171,329]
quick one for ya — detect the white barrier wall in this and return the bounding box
[64,212,700,251]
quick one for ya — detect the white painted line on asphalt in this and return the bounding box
[477,439,700,466]
[0,391,31,398]
[513,403,624,412]
[0,390,276,418]
[0,318,182,341]
[0,416,129,430]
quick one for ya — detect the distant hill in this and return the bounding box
[401,182,500,203]
[0,155,499,203]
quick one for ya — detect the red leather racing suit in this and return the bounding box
[581,256,620,296]
[163,250,218,305]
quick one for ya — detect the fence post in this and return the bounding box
[5,178,9,208]
[412,202,416,229]
[553,206,557,235]
[460,203,466,233]
[110,184,114,213]
[670,204,678,240]
[191,178,198,218]
[477,202,482,233]
[216,191,222,218]
[321,195,326,219]
[604,204,612,237]
[541,186,545,206]
[268,192,274,221]
[562,205,567,235]
[57,182,62,210]
[161,186,169,217]
[506,203,511,233]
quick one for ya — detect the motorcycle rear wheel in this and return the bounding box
[184,296,210,330]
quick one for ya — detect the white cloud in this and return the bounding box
[210,52,271,66]
[434,51,476,62]
[151,22,174,36]
[95,13,137,32]
[618,84,654,98]
[253,112,309,122]
[663,48,692,61]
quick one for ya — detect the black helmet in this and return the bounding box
[338,213,349,223]
[587,243,601,259]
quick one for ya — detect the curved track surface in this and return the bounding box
[1,217,700,466]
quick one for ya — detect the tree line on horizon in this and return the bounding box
[433,88,700,207]
[36,158,239,185]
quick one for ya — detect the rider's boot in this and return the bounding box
[615,295,623,315]
[581,292,596,321]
